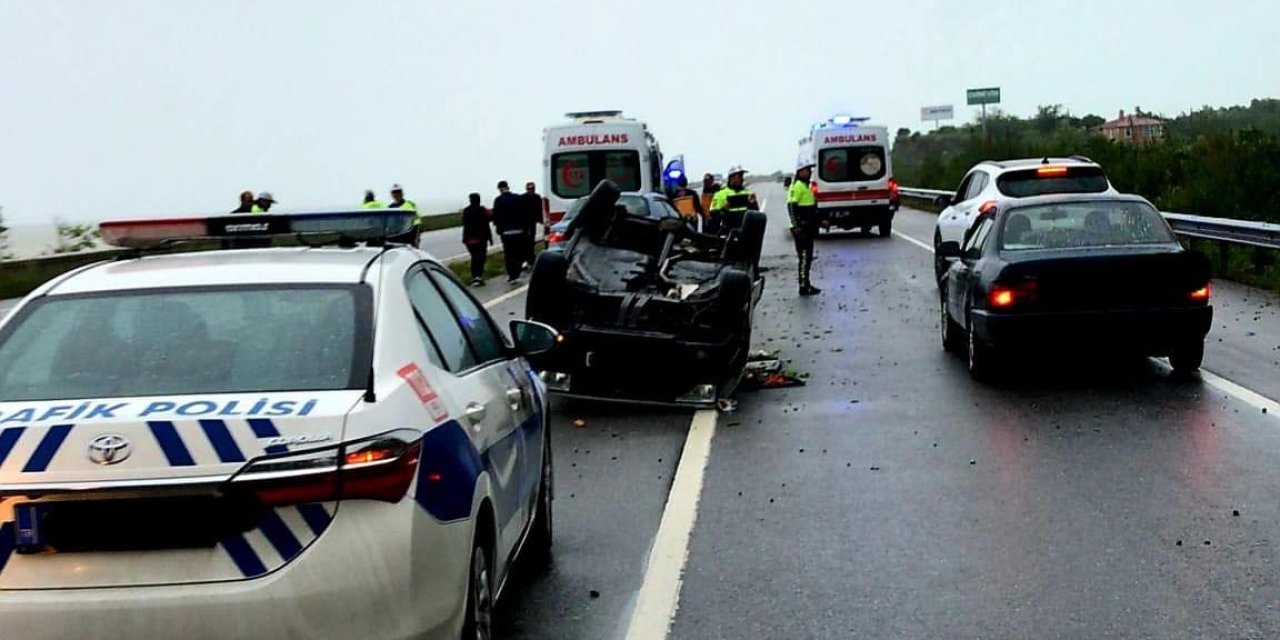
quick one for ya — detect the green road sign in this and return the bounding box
[966,87,1001,106]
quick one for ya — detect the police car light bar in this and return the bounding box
[99,211,419,249]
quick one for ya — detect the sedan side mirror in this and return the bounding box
[935,194,953,208]
[509,320,561,356]
[937,241,962,259]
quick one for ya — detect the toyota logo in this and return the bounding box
[87,434,132,465]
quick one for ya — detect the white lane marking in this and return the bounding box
[892,230,935,253]
[1151,360,1280,417]
[483,285,530,310]
[760,197,768,212]
[892,221,1280,413]
[625,409,718,640]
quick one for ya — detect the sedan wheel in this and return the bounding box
[462,545,494,640]
[966,312,998,380]
[1169,340,1205,374]
[940,293,966,355]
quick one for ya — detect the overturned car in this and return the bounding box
[525,180,767,405]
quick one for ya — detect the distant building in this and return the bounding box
[1096,109,1165,143]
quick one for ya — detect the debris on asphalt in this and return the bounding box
[589,589,601,599]
[573,419,586,429]
[969,459,977,465]
[1176,540,1183,546]
[717,398,739,412]
[1234,509,1241,517]
[870,466,881,471]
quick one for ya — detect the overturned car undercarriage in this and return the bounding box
[525,180,767,405]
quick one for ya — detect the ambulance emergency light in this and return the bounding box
[99,210,419,249]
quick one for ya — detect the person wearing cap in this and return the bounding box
[251,192,276,213]
[708,166,758,235]
[387,184,417,212]
[788,161,822,296]
[362,190,385,209]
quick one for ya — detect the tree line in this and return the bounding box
[892,99,1280,224]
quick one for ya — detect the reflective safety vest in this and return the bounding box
[250,204,265,213]
[710,187,755,212]
[788,179,816,207]
[389,199,420,227]
[362,200,386,209]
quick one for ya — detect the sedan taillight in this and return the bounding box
[226,429,422,506]
[988,281,1039,309]
[1189,283,1211,302]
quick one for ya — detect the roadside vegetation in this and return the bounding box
[893,98,1280,291]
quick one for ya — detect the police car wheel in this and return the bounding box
[525,437,554,564]
[462,544,495,640]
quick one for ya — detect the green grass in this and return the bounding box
[419,211,463,232]
[447,241,547,283]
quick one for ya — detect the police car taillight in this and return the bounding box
[98,211,419,249]
[227,429,422,505]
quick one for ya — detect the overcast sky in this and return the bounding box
[1,0,1276,226]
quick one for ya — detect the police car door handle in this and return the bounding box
[506,387,523,411]
[464,403,487,426]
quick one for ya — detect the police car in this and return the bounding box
[0,210,557,640]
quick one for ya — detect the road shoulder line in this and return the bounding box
[625,409,718,640]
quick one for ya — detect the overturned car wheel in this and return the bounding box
[526,251,570,332]
[718,268,755,378]
[726,211,768,272]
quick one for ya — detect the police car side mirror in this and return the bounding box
[937,241,962,259]
[510,320,561,357]
[935,195,953,208]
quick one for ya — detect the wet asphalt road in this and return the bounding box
[484,184,1280,640]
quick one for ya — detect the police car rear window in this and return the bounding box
[552,151,641,198]
[819,146,886,183]
[0,285,370,401]
[996,166,1109,197]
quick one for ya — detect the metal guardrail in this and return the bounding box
[898,187,1280,252]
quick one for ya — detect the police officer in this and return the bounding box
[362,189,385,209]
[709,166,758,235]
[788,161,821,296]
[251,192,276,213]
[387,184,420,246]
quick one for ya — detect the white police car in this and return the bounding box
[0,211,557,640]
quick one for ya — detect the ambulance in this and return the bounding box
[542,110,663,225]
[798,115,899,236]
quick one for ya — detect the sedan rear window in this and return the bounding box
[996,166,1109,198]
[0,285,370,401]
[1000,201,1176,252]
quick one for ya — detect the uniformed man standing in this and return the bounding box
[251,192,276,213]
[387,184,420,246]
[709,166,758,235]
[788,161,822,296]
[362,190,385,209]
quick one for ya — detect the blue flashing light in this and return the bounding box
[667,169,683,180]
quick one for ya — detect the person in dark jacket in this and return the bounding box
[518,182,543,269]
[669,176,706,229]
[492,181,527,283]
[231,190,254,213]
[461,193,492,286]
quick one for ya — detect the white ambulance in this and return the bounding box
[798,115,900,236]
[542,110,663,225]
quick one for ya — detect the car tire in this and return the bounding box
[940,290,966,355]
[461,542,494,640]
[727,211,767,271]
[524,432,553,567]
[878,221,892,237]
[933,230,948,284]
[1169,340,1205,374]
[859,225,871,235]
[718,268,754,378]
[966,309,998,380]
[526,251,570,331]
